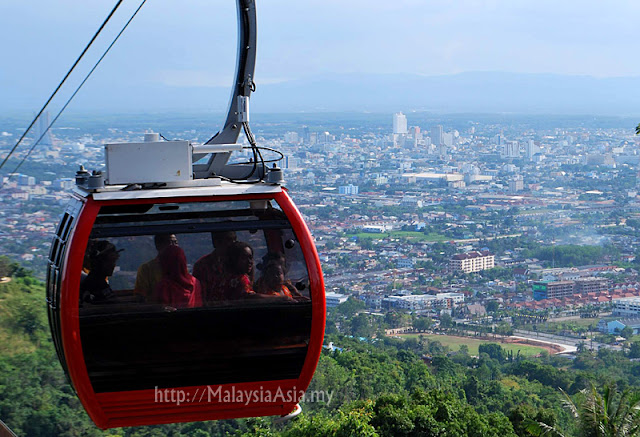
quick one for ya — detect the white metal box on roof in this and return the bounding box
[105,141,192,185]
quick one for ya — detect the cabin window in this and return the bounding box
[78,199,312,393]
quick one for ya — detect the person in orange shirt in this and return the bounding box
[254,261,297,299]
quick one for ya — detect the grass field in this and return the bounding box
[543,318,600,329]
[349,231,447,242]
[396,334,549,356]
[519,317,600,336]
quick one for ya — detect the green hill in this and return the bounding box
[2,257,640,436]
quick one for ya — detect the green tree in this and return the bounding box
[629,342,640,359]
[439,312,453,329]
[336,297,366,318]
[0,256,15,277]
[527,384,640,437]
[350,314,375,338]
[486,301,500,313]
[479,343,506,362]
[620,326,634,340]
[496,322,513,337]
[413,317,433,332]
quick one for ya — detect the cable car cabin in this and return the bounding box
[46,182,325,429]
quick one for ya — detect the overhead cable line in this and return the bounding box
[0,0,125,173]
[5,0,149,184]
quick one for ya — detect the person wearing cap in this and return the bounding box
[80,240,122,304]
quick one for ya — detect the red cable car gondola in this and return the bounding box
[46,0,325,429]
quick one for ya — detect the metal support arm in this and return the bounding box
[193,0,257,179]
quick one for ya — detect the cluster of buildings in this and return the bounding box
[2,112,640,331]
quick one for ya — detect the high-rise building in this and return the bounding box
[318,131,332,143]
[502,141,520,158]
[283,156,298,170]
[284,131,299,144]
[34,111,54,147]
[17,174,36,186]
[526,140,540,160]
[443,132,453,147]
[393,112,408,134]
[509,175,524,193]
[430,125,443,146]
[301,126,310,143]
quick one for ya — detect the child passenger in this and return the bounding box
[222,241,257,300]
[255,261,297,299]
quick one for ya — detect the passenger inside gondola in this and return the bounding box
[257,251,286,272]
[193,230,237,302]
[254,261,296,299]
[80,240,122,305]
[134,233,178,301]
[223,241,257,300]
[154,245,203,309]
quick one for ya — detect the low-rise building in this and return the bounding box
[597,318,640,335]
[532,280,575,300]
[326,292,349,307]
[613,297,640,317]
[383,293,464,310]
[574,277,610,294]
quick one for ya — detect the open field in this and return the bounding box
[395,333,550,356]
[544,317,600,329]
[518,317,601,336]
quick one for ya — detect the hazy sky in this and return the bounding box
[1,0,639,111]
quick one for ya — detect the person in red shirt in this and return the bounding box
[155,245,203,309]
[222,241,257,300]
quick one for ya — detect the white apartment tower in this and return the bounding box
[393,112,408,134]
[526,139,538,160]
[502,141,520,158]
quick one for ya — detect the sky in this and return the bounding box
[1,0,640,113]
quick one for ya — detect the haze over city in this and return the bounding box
[2,1,640,113]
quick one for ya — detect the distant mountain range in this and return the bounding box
[4,72,640,115]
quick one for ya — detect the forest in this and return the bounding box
[2,258,640,436]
